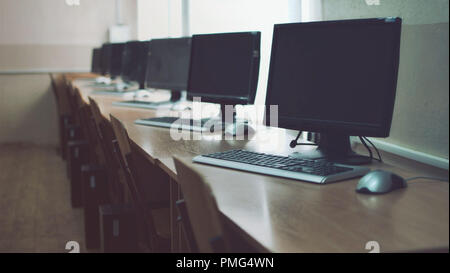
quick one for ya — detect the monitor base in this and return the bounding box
[289,133,372,165]
[224,121,255,136]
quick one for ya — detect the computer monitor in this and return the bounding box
[121,40,150,89]
[145,37,192,102]
[265,18,402,164]
[101,43,112,76]
[109,43,126,79]
[187,32,260,106]
[91,48,102,74]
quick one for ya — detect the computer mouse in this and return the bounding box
[135,90,151,98]
[356,169,407,194]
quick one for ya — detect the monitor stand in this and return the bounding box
[289,133,372,165]
[220,105,255,136]
[128,89,189,110]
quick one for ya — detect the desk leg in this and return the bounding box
[170,178,180,253]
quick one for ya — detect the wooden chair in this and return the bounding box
[173,156,230,253]
[89,97,127,204]
[110,114,170,252]
[63,86,90,207]
[76,100,110,248]
[89,99,145,252]
[50,73,75,160]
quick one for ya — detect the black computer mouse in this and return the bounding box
[356,169,407,194]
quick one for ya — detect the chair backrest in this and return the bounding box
[89,98,125,203]
[173,156,230,253]
[49,73,59,103]
[50,73,72,116]
[109,114,159,251]
[78,103,104,165]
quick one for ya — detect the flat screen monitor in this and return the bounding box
[265,18,402,164]
[187,32,260,105]
[101,43,112,76]
[109,43,126,78]
[121,41,150,88]
[91,48,102,74]
[145,37,192,92]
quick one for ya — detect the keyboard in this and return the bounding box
[135,116,224,132]
[91,89,137,96]
[193,149,370,184]
[112,100,172,109]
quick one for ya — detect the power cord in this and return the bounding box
[406,176,449,182]
[289,131,318,148]
[358,136,383,162]
[363,137,382,162]
[359,136,373,161]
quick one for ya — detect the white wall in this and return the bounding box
[0,0,138,146]
[188,0,301,109]
[0,0,137,72]
[137,0,183,40]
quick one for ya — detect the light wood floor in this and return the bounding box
[0,143,87,253]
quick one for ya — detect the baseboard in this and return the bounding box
[362,138,449,170]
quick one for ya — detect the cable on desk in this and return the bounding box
[406,176,449,182]
[359,136,373,161]
[289,131,318,148]
[363,137,382,162]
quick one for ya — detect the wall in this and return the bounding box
[137,0,183,40]
[322,0,449,161]
[0,74,58,145]
[0,0,137,146]
[188,0,301,109]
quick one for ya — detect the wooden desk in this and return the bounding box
[69,74,449,253]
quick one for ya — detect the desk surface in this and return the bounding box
[71,76,449,253]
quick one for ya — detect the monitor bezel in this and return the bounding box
[109,43,126,77]
[265,18,402,137]
[91,48,102,74]
[101,43,112,76]
[120,41,139,82]
[187,31,261,106]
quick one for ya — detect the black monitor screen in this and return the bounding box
[91,48,102,73]
[266,18,401,137]
[146,37,191,91]
[187,32,260,105]
[101,43,112,76]
[109,43,126,77]
[121,41,150,86]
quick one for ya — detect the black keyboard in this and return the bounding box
[112,100,172,109]
[193,150,370,184]
[123,100,160,105]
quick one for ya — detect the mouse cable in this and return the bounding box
[363,137,382,162]
[405,176,449,182]
[290,131,318,148]
[359,136,374,161]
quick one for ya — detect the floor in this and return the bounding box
[0,143,88,253]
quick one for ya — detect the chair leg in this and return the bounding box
[99,203,139,253]
[82,165,107,249]
[67,140,89,208]
[176,199,198,253]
